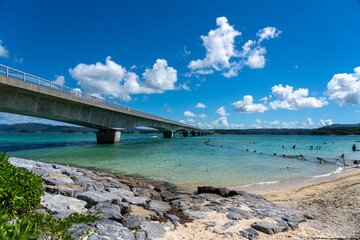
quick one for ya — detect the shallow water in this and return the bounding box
[1,132,359,191]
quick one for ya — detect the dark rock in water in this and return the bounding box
[165,214,179,227]
[134,229,148,240]
[121,215,142,229]
[139,221,166,239]
[89,203,123,222]
[76,191,120,208]
[239,228,259,240]
[67,223,91,239]
[198,186,229,197]
[88,220,135,240]
[147,200,171,216]
[226,212,242,220]
[251,221,282,235]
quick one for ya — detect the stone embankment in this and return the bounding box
[10,157,313,240]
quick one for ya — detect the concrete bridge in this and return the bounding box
[0,64,212,143]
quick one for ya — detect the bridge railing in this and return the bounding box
[0,64,198,129]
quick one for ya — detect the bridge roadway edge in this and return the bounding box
[0,74,211,143]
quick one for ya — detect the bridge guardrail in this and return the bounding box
[0,64,199,130]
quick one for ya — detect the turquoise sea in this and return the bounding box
[1,132,359,191]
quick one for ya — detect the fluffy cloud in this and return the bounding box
[198,114,207,119]
[269,84,327,110]
[142,59,177,91]
[53,75,65,86]
[319,119,334,127]
[188,17,281,77]
[211,117,230,129]
[232,95,268,113]
[257,27,282,43]
[0,40,8,58]
[215,106,229,116]
[0,112,37,123]
[69,57,178,101]
[184,111,196,117]
[303,117,316,128]
[326,67,360,105]
[195,103,206,108]
[188,17,241,71]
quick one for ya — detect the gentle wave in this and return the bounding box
[241,180,280,188]
[312,167,344,178]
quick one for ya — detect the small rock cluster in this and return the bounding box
[10,157,313,239]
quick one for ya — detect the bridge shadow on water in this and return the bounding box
[0,137,162,152]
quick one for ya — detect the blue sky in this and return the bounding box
[0,0,360,129]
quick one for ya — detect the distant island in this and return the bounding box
[1,123,360,135]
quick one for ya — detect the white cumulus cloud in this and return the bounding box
[269,84,327,110]
[188,17,241,71]
[326,66,360,105]
[188,18,281,78]
[184,111,196,117]
[211,117,230,129]
[69,57,178,102]
[53,75,65,86]
[303,118,316,128]
[195,103,206,108]
[319,119,334,127]
[215,106,229,116]
[232,95,268,113]
[257,27,282,43]
[0,40,9,58]
[198,114,207,119]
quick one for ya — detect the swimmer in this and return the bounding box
[310,146,313,150]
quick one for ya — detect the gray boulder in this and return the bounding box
[139,221,166,240]
[134,229,148,240]
[226,212,242,220]
[121,215,142,229]
[239,228,259,240]
[282,214,306,228]
[165,214,179,227]
[43,176,74,186]
[251,221,282,235]
[122,195,149,207]
[147,200,171,215]
[88,220,135,240]
[77,191,121,207]
[67,223,92,239]
[89,203,123,222]
[182,210,207,219]
[40,193,87,215]
[227,207,253,219]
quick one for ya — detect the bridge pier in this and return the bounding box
[182,131,189,137]
[96,130,121,144]
[163,131,174,139]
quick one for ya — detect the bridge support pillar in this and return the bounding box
[183,131,189,137]
[96,130,121,144]
[163,131,174,139]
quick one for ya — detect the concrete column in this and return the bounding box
[96,130,121,144]
[163,131,174,139]
[183,131,189,137]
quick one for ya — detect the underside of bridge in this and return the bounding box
[0,73,212,144]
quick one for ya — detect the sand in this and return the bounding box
[164,168,360,239]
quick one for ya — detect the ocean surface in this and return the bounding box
[1,132,359,191]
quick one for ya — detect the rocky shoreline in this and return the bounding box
[10,157,314,240]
